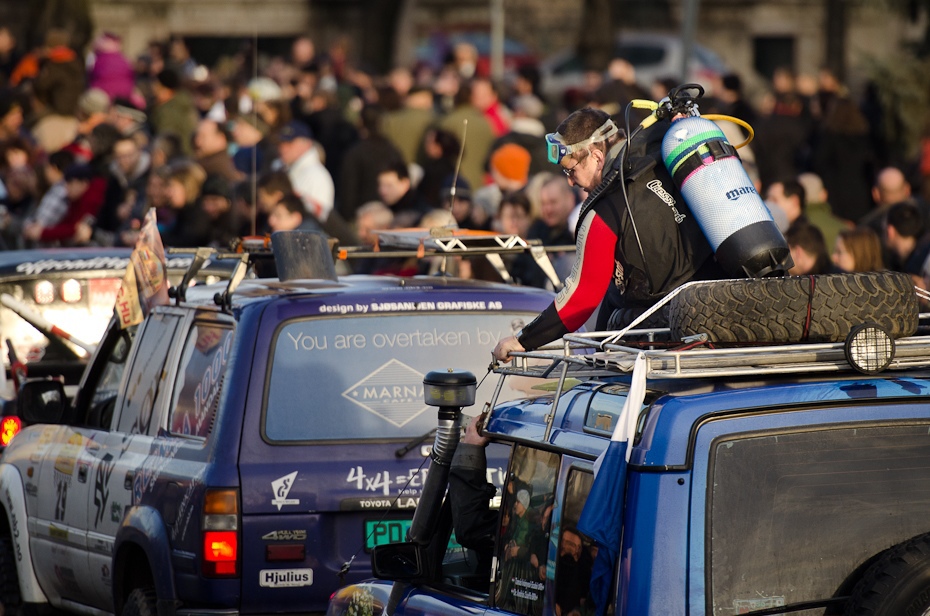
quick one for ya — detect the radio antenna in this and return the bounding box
[447,119,468,212]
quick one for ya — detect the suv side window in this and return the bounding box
[554,469,595,616]
[169,321,234,439]
[115,311,182,435]
[494,445,559,615]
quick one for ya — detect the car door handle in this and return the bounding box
[124,470,134,490]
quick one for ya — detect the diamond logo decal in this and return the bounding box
[342,360,427,427]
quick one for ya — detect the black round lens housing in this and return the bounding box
[844,323,895,375]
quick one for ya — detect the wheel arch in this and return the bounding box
[112,505,177,616]
[0,463,49,604]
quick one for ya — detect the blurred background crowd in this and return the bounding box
[0,21,929,289]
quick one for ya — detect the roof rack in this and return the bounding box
[338,228,573,291]
[491,328,930,442]
[497,329,930,381]
[166,229,575,308]
[166,246,252,310]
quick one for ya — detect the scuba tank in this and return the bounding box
[656,85,791,278]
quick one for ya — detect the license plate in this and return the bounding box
[364,519,463,551]
[365,519,411,550]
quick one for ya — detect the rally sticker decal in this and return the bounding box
[342,360,428,427]
[262,530,308,541]
[259,568,313,588]
[271,472,299,511]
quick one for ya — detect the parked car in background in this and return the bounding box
[539,31,728,103]
[0,248,229,389]
[416,30,537,77]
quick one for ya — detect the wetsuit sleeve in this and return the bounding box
[518,210,618,351]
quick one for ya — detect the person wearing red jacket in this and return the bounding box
[23,164,105,246]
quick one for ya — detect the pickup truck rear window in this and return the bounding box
[264,312,532,442]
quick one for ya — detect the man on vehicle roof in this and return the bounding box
[493,107,722,361]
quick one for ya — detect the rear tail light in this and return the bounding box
[60,279,82,303]
[0,416,21,446]
[34,281,54,304]
[202,488,239,577]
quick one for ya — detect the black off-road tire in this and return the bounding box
[607,305,670,331]
[122,587,158,616]
[844,533,930,616]
[0,535,23,616]
[669,272,919,344]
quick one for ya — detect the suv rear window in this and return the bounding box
[709,423,930,613]
[264,313,531,442]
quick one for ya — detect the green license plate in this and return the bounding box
[365,519,412,550]
[364,519,462,551]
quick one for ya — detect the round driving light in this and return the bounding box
[844,323,895,375]
[34,280,54,304]
[423,369,476,408]
[61,279,82,303]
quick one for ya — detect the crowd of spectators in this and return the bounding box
[1,24,930,291]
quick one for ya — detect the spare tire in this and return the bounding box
[844,532,930,616]
[669,272,919,344]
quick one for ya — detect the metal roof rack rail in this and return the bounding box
[337,228,574,291]
[496,329,930,381]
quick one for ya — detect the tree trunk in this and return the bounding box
[577,0,614,72]
[26,0,94,53]
[824,0,846,81]
[361,0,405,74]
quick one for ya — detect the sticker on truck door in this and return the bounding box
[271,472,299,510]
[259,568,313,588]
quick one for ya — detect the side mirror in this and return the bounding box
[19,380,67,425]
[371,542,428,582]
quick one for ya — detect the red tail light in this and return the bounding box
[202,488,239,577]
[1,416,22,446]
[203,531,238,576]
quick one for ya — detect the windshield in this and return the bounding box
[264,312,534,442]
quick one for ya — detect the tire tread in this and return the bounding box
[669,272,919,343]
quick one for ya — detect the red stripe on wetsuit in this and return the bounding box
[518,211,617,351]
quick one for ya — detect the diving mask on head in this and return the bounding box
[545,118,620,164]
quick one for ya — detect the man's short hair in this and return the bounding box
[276,193,306,217]
[777,179,806,211]
[379,160,409,181]
[887,202,925,239]
[785,220,826,256]
[555,107,612,148]
[156,68,181,91]
[500,191,531,216]
[48,149,76,173]
[257,170,293,195]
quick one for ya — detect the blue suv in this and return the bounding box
[328,272,930,616]
[0,234,553,615]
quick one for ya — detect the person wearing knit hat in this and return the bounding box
[474,143,532,227]
[516,489,530,511]
[490,143,531,190]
